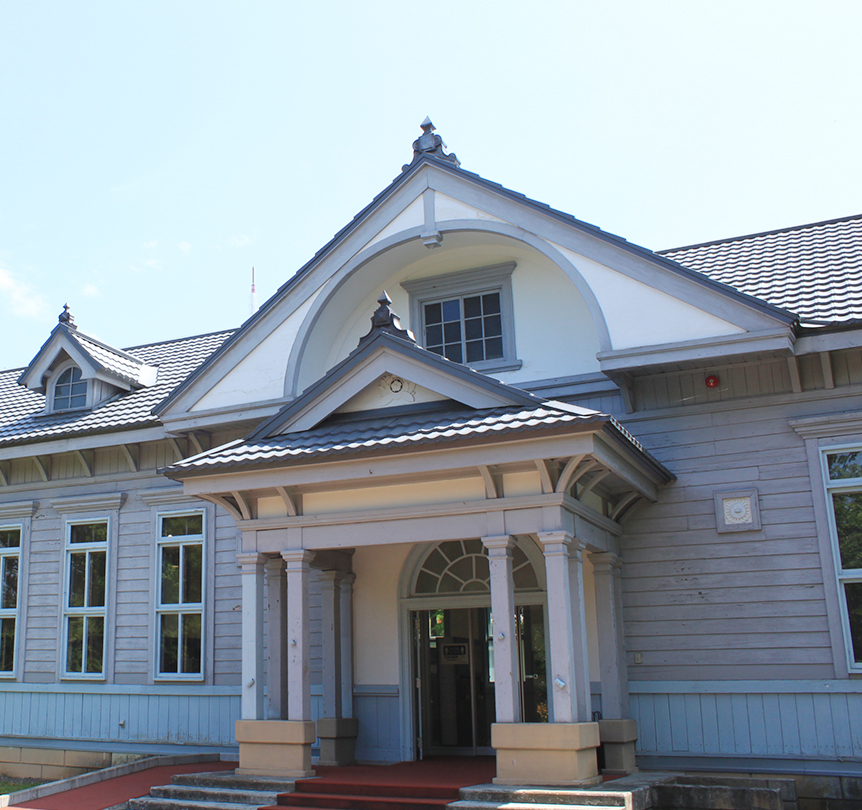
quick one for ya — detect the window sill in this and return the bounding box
[154,674,205,683]
[468,359,523,374]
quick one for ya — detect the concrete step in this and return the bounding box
[172,770,296,792]
[128,797,265,810]
[151,784,280,805]
[454,788,629,807]
[449,803,624,810]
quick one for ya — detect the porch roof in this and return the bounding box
[162,399,671,483]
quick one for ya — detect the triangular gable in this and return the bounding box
[249,297,538,440]
[156,125,798,424]
[18,308,157,394]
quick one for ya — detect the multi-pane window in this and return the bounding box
[157,512,204,677]
[64,521,107,676]
[54,366,87,410]
[423,292,503,365]
[0,527,21,674]
[824,450,862,668]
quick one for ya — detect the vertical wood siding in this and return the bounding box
[631,683,862,760]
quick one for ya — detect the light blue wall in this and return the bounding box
[631,681,862,768]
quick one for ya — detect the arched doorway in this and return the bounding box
[401,537,548,757]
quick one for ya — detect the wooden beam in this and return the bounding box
[73,449,94,478]
[119,444,138,472]
[555,454,585,494]
[478,465,498,499]
[231,490,252,521]
[787,356,803,394]
[534,459,555,495]
[579,469,610,498]
[0,462,8,487]
[168,437,184,461]
[199,494,243,522]
[610,491,641,522]
[33,456,50,482]
[188,431,205,455]
[569,459,599,492]
[820,352,835,390]
[275,486,299,517]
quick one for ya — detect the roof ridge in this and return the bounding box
[659,212,862,254]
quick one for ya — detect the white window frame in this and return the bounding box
[155,509,206,681]
[49,360,90,413]
[62,518,110,679]
[401,263,521,373]
[820,445,862,673]
[0,524,22,678]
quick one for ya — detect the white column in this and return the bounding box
[591,551,628,718]
[283,549,314,722]
[340,573,355,719]
[319,570,343,719]
[612,556,630,717]
[265,556,287,719]
[483,535,520,724]
[237,552,266,720]
[538,532,591,723]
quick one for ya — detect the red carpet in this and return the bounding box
[266,757,496,810]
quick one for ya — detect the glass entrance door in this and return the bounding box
[413,605,547,757]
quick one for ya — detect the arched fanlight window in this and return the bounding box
[413,538,539,595]
[54,366,87,410]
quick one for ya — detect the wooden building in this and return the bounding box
[2,122,862,783]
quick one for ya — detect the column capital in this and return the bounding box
[236,552,266,571]
[264,555,285,574]
[318,569,342,584]
[588,551,620,573]
[281,548,315,567]
[482,535,516,553]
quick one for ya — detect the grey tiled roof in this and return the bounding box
[0,330,234,448]
[72,330,150,385]
[165,402,613,474]
[660,214,862,325]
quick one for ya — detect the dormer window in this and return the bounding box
[53,366,88,411]
[402,262,522,373]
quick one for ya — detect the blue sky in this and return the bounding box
[1,1,860,368]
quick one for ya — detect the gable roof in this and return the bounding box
[156,151,796,417]
[0,330,233,449]
[248,298,540,440]
[660,213,862,327]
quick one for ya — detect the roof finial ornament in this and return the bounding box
[59,303,76,329]
[358,291,416,347]
[404,117,460,170]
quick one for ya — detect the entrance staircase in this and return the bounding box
[128,770,295,810]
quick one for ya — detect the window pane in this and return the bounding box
[160,614,179,673]
[69,553,87,608]
[424,302,442,325]
[828,452,862,480]
[464,295,482,318]
[443,321,461,343]
[466,340,484,363]
[85,616,104,673]
[2,557,18,609]
[183,544,203,604]
[162,514,202,537]
[484,314,502,337]
[482,293,501,315]
[832,492,862,570]
[846,582,862,663]
[0,529,20,548]
[88,551,106,607]
[71,523,106,544]
[465,317,483,341]
[182,614,202,674]
[67,616,83,672]
[425,324,443,347]
[162,546,180,604]
[443,344,462,364]
[441,299,461,322]
[485,337,503,359]
[0,617,14,671]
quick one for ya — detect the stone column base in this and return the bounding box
[235,720,316,778]
[599,718,638,776]
[491,722,601,787]
[317,716,359,766]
